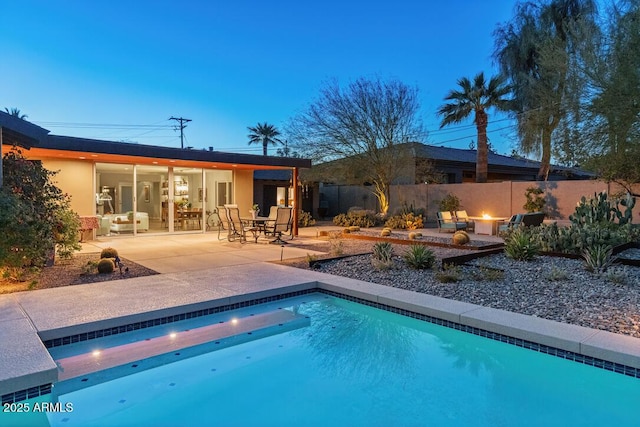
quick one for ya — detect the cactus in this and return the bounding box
[100,247,119,259]
[613,192,636,225]
[452,230,470,245]
[97,258,115,274]
[569,192,615,226]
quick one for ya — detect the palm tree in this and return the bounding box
[4,107,28,120]
[437,72,511,183]
[247,122,283,156]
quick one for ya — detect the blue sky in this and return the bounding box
[2,0,518,156]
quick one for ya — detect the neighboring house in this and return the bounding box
[300,142,593,217]
[406,143,592,183]
[0,111,310,238]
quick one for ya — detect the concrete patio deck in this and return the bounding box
[1,225,638,406]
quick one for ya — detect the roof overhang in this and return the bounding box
[6,134,311,171]
[0,111,50,148]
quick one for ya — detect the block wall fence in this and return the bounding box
[318,180,640,223]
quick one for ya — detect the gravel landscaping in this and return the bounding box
[288,234,640,339]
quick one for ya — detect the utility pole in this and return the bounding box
[169,116,192,149]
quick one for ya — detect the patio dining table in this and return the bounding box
[241,216,270,235]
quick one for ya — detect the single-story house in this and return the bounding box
[407,142,592,183]
[0,111,310,239]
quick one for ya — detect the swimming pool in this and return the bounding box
[6,293,640,426]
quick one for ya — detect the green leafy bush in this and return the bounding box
[438,194,460,213]
[403,245,435,269]
[0,147,81,271]
[523,186,545,213]
[504,228,539,261]
[333,210,380,228]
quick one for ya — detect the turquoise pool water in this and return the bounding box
[5,294,640,426]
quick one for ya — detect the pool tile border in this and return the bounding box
[3,285,639,405]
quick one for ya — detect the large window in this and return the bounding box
[96,163,233,235]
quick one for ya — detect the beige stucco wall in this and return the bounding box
[41,159,95,216]
[388,180,639,222]
[233,169,254,213]
[326,180,640,222]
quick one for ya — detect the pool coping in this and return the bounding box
[2,263,640,404]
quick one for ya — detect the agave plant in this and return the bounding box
[372,242,394,270]
[403,245,435,269]
[504,228,540,261]
[582,244,615,275]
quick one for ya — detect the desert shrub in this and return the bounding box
[545,266,568,281]
[97,258,115,274]
[328,232,344,256]
[348,226,360,232]
[380,228,391,237]
[583,244,615,275]
[605,266,628,285]
[333,210,380,228]
[372,242,394,270]
[452,230,470,245]
[403,245,435,269]
[384,213,423,230]
[408,232,422,240]
[435,264,462,283]
[470,266,505,282]
[82,260,99,275]
[100,247,119,259]
[298,210,316,227]
[504,228,539,261]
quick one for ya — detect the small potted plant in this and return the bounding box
[250,203,260,219]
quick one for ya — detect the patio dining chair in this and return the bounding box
[217,205,230,240]
[264,206,293,244]
[224,205,259,243]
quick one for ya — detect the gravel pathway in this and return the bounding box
[309,240,640,339]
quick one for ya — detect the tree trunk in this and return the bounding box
[538,127,552,181]
[475,110,488,183]
[373,180,390,215]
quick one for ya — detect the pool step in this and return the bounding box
[53,309,309,395]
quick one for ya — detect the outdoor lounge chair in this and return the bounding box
[436,211,467,233]
[497,214,523,233]
[455,210,474,232]
[224,205,260,243]
[522,212,545,227]
[264,206,293,244]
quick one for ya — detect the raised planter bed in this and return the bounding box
[341,231,504,251]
